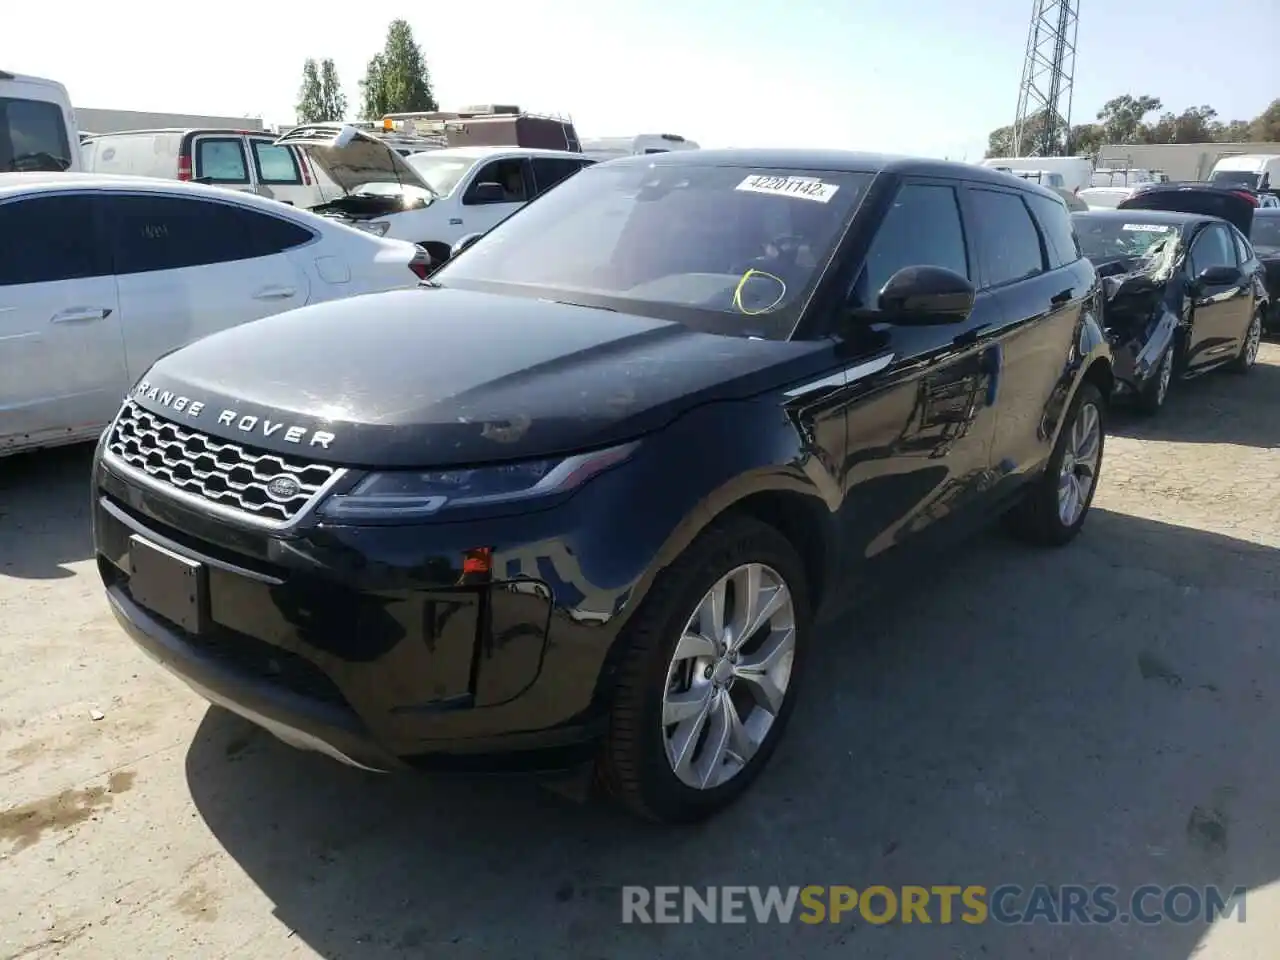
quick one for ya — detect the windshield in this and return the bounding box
[1209,169,1260,189]
[434,162,873,338]
[1252,215,1280,249]
[405,154,474,196]
[1074,217,1179,262]
[0,96,72,172]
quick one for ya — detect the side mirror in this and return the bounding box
[875,266,976,325]
[1195,264,1241,288]
[471,181,506,204]
[450,232,484,259]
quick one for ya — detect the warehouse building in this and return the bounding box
[1096,141,1280,182]
[74,107,264,136]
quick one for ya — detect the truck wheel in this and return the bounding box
[598,515,810,824]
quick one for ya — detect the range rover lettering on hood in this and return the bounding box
[132,381,336,449]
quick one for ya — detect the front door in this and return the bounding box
[456,156,531,237]
[828,179,1003,568]
[0,192,128,449]
[1185,222,1251,366]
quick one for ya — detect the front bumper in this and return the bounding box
[93,454,624,774]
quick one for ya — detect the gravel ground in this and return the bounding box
[2,344,1278,960]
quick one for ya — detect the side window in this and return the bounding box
[1188,224,1235,275]
[1231,227,1253,264]
[250,141,302,185]
[104,195,284,274]
[969,188,1046,287]
[238,207,315,254]
[464,158,528,204]
[1025,193,1081,268]
[195,138,249,184]
[853,182,969,307]
[531,157,586,196]
[0,195,107,285]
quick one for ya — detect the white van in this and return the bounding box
[1090,167,1156,188]
[275,125,596,263]
[80,128,320,206]
[979,155,1093,193]
[580,133,699,161]
[0,70,80,173]
[1208,154,1280,192]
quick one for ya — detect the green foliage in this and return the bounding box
[319,59,347,122]
[295,59,324,124]
[359,20,437,119]
[985,94,1279,158]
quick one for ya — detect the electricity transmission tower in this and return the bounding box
[1012,0,1080,156]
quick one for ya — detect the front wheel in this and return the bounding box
[1136,345,1175,415]
[597,516,810,824]
[1005,380,1106,547]
[1227,307,1263,374]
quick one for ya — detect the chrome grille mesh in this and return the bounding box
[107,400,337,523]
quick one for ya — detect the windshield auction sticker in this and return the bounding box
[736,174,840,203]
[1121,224,1173,232]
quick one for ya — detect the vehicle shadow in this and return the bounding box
[1108,346,1280,449]
[184,509,1280,959]
[0,444,97,580]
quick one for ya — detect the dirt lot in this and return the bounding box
[3,345,1279,960]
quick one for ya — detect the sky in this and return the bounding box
[7,0,1277,161]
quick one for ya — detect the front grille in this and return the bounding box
[107,400,338,524]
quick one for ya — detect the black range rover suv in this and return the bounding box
[92,150,1113,823]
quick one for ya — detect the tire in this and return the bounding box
[1135,345,1174,416]
[597,515,811,824]
[1227,307,1263,374]
[1005,380,1106,547]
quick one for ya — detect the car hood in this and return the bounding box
[274,123,434,197]
[128,287,830,468]
[1117,184,1254,235]
[1254,244,1280,260]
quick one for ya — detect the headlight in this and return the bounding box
[354,221,391,237]
[318,442,639,520]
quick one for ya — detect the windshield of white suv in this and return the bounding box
[0,97,72,172]
[433,161,873,338]
[1209,169,1260,189]
[405,154,474,196]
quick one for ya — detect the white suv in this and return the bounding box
[274,125,595,264]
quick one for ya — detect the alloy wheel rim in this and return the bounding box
[1156,349,1173,405]
[660,563,796,790]
[1058,401,1101,527]
[1246,314,1261,367]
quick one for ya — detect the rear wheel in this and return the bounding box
[1005,381,1106,547]
[598,516,810,823]
[1228,307,1263,374]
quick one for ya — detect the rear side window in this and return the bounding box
[854,182,969,307]
[531,157,586,196]
[103,194,312,274]
[0,97,72,172]
[0,195,106,285]
[195,138,249,183]
[251,141,302,184]
[969,188,1046,287]
[1025,193,1081,268]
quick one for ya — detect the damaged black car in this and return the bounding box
[1072,184,1268,414]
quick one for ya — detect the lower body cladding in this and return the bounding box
[92,461,625,776]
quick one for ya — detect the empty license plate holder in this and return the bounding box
[128,534,209,635]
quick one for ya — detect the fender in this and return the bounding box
[1039,288,1114,451]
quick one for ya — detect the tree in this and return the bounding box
[360,19,437,118]
[1250,99,1280,142]
[1095,94,1163,145]
[296,59,325,124]
[1215,119,1252,143]
[319,58,347,122]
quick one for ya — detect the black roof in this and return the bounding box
[604,148,1062,198]
[1071,209,1214,228]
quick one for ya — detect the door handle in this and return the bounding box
[51,306,112,323]
[449,218,463,225]
[1050,289,1073,306]
[252,286,297,301]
